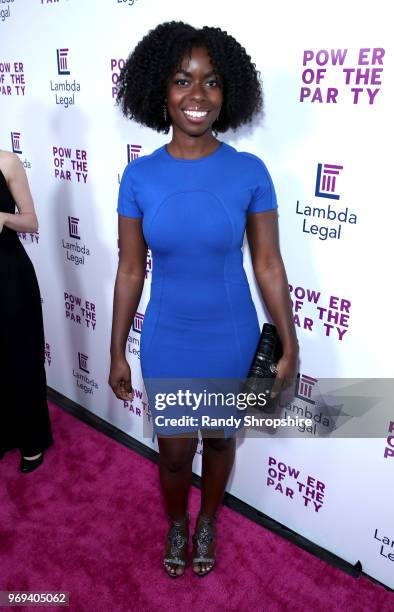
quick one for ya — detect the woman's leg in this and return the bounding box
[158,434,199,519]
[158,434,199,575]
[193,433,236,574]
[200,434,236,516]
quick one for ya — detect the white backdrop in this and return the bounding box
[1,0,393,590]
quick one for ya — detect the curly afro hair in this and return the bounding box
[116,21,263,135]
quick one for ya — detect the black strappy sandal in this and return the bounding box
[163,512,190,578]
[192,512,217,577]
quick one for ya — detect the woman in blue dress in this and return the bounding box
[109,21,298,578]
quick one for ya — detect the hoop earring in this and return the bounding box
[212,117,219,137]
[212,110,220,136]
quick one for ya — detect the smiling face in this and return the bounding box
[166,46,223,137]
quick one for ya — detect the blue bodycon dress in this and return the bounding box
[117,141,278,441]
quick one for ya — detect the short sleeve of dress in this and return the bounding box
[247,157,278,214]
[117,164,143,218]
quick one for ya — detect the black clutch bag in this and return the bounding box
[243,323,283,413]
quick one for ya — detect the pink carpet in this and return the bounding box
[0,402,392,612]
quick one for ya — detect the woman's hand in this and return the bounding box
[108,356,133,401]
[270,347,299,399]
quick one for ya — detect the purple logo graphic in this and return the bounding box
[267,456,326,513]
[0,62,26,96]
[289,284,351,342]
[78,352,89,373]
[57,48,70,75]
[64,292,96,330]
[18,230,39,244]
[127,144,142,163]
[145,249,152,279]
[315,163,343,200]
[110,58,126,98]
[315,164,343,200]
[374,528,394,562]
[132,312,144,333]
[45,342,51,367]
[122,386,149,420]
[53,147,88,183]
[295,373,317,405]
[0,3,11,20]
[300,48,385,105]
[68,216,80,240]
[11,131,22,154]
[384,421,394,459]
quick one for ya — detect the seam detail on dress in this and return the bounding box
[224,254,242,376]
[143,257,164,374]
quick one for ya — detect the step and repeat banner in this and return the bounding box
[1,0,393,590]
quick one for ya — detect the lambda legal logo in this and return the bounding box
[127,144,142,162]
[315,163,343,200]
[51,48,80,108]
[295,373,318,405]
[62,216,90,266]
[57,49,70,75]
[132,312,144,333]
[11,132,22,154]
[74,351,98,395]
[68,216,80,240]
[281,373,335,436]
[78,352,89,373]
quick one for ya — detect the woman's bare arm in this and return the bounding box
[246,209,299,390]
[109,215,148,400]
[0,152,38,233]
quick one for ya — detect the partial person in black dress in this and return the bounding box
[0,150,53,473]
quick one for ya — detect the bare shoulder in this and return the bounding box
[0,150,23,181]
[0,149,20,165]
